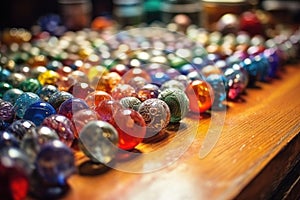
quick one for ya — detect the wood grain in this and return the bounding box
[62,64,300,200]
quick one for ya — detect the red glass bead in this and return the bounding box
[113,108,146,150]
[85,90,112,109]
[94,100,123,124]
[239,11,264,37]
[185,80,214,113]
[111,84,136,100]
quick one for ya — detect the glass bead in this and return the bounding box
[27,55,48,67]
[206,74,228,110]
[0,82,13,98]
[6,73,26,87]
[36,140,75,185]
[109,64,129,76]
[252,54,270,82]
[87,65,109,87]
[138,98,171,137]
[165,68,181,78]
[6,119,36,141]
[137,83,160,102]
[79,120,118,164]
[36,85,59,102]
[58,98,89,120]
[72,109,99,133]
[150,72,171,86]
[185,80,214,113]
[0,67,11,82]
[160,80,186,91]
[42,114,75,146]
[56,76,76,91]
[122,68,151,84]
[0,131,19,149]
[18,78,41,93]
[48,91,74,110]
[3,88,24,105]
[127,76,148,91]
[111,84,136,100]
[0,100,15,123]
[85,90,112,109]
[46,60,63,71]
[23,102,56,126]
[0,147,31,200]
[68,70,89,84]
[96,72,122,94]
[240,57,258,87]
[158,88,189,123]
[201,65,222,77]
[30,66,48,79]
[178,63,195,75]
[174,75,191,88]
[68,82,94,100]
[95,100,123,124]
[113,108,146,150]
[14,92,40,118]
[264,48,280,78]
[35,126,59,145]
[38,70,60,86]
[119,97,141,111]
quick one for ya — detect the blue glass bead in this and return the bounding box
[18,78,42,93]
[36,140,75,185]
[0,100,15,123]
[79,120,118,164]
[46,60,63,71]
[2,88,24,105]
[57,98,89,120]
[36,85,59,102]
[187,71,203,81]
[48,91,74,110]
[264,48,280,78]
[150,72,171,86]
[192,57,207,69]
[14,92,40,118]
[0,82,13,98]
[6,119,36,141]
[0,131,20,149]
[240,58,258,86]
[206,74,228,110]
[23,102,56,126]
[252,55,270,82]
[178,63,196,75]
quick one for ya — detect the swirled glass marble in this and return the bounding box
[14,92,40,118]
[36,85,59,102]
[48,91,74,110]
[119,97,141,111]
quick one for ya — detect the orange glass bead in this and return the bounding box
[121,68,151,84]
[96,72,121,94]
[85,90,112,108]
[38,70,60,86]
[185,80,214,113]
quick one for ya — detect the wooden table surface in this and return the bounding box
[62,64,300,200]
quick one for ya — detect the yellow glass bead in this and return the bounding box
[96,72,121,94]
[88,65,109,87]
[38,70,60,86]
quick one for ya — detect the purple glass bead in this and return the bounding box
[14,92,40,118]
[42,114,76,146]
[36,140,75,185]
[23,102,56,126]
[165,68,181,78]
[0,131,20,149]
[58,98,89,120]
[36,85,59,102]
[6,119,36,141]
[48,91,74,110]
[0,100,15,123]
[264,48,280,78]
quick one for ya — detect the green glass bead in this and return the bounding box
[158,88,189,123]
[169,56,188,69]
[18,78,42,93]
[0,82,13,98]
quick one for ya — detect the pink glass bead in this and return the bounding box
[68,82,94,100]
[111,84,136,100]
[85,90,113,109]
[94,100,123,125]
[72,109,100,133]
[122,68,151,84]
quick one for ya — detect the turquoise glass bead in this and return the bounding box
[0,82,13,98]
[2,88,24,105]
[14,92,40,118]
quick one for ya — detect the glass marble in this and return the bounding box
[38,70,60,86]
[2,88,24,105]
[23,102,56,126]
[36,140,75,185]
[68,82,94,100]
[42,114,75,146]
[109,64,129,76]
[119,96,141,111]
[264,48,280,78]
[122,68,151,84]
[137,83,161,102]
[18,78,41,93]
[6,73,26,87]
[150,72,171,86]
[113,108,146,150]
[56,76,76,91]
[72,109,100,133]
[36,85,59,102]
[158,88,189,123]
[58,98,89,120]
[240,57,258,87]
[185,80,214,113]
[0,82,13,98]
[206,74,228,110]
[127,76,148,91]
[79,120,118,164]
[0,100,15,123]
[35,126,59,145]
[160,80,186,91]
[138,98,171,137]
[111,84,136,100]
[85,90,112,108]
[48,91,74,110]
[6,119,36,141]
[94,100,123,125]
[174,75,191,88]
[96,72,122,94]
[252,54,270,82]
[14,92,40,118]
[178,63,195,75]
[0,131,19,149]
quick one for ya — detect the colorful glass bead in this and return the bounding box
[72,109,99,133]
[113,108,146,150]
[264,48,280,78]
[138,98,171,137]
[42,114,75,146]
[137,83,160,102]
[150,72,171,86]
[0,82,13,98]
[0,100,15,123]
[85,90,112,108]
[48,91,74,110]
[36,140,75,185]
[6,119,36,141]
[251,54,270,82]
[111,84,136,100]
[36,85,59,102]
[201,65,222,77]
[3,88,24,105]
[158,88,189,123]
[119,97,141,111]
[206,74,228,110]
[68,82,94,100]
[38,70,60,86]
[68,70,89,84]
[185,80,214,113]
[23,102,56,126]
[6,73,26,87]
[35,126,59,145]
[94,100,123,124]
[79,120,118,164]
[87,65,109,86]
[96,72,122,94]
[14,92,40,118]
[122,68,151,84]
[56,76,76,91]
[0,147,31,200]
[58,98,89,120]
[174,75,191,88]
[0,131,19,149]
[160,80,186,91]
[30,66,48,79]
[109,64,129,76]
[18,78,41,93]
[127,76,148,91]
